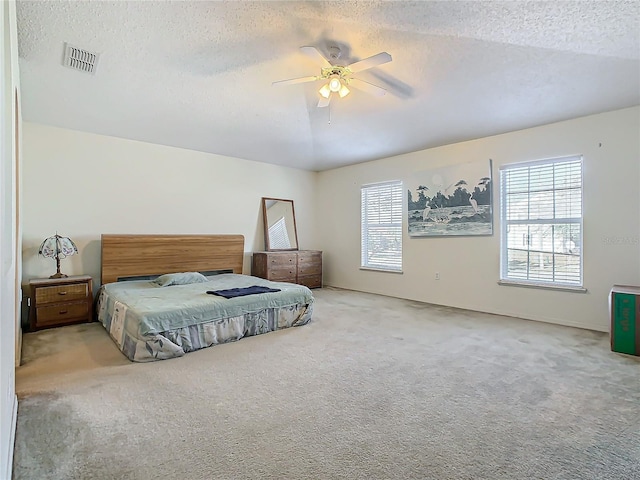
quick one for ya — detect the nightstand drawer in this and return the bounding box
[36,301,89,325]
[35,283,89,304]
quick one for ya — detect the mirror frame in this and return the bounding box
[261,197,299,251]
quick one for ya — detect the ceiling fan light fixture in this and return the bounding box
[277,46,393,107]
[319,83,331,98]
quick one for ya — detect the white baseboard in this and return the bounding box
[3,395,17,480]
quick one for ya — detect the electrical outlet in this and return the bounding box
[435,272,440,280]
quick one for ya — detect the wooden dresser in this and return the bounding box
[252,250,322,288]
[29,275,93,331]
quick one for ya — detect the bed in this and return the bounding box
[96,234,314,362]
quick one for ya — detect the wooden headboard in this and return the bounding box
[100,234,244,285]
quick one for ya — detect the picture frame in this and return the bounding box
[407,159,493,237]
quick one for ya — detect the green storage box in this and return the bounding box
[609,285,640,356]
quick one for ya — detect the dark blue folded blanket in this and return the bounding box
[207,285,281,299]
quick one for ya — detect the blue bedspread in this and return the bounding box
[96,274,314,362]
[100,274,312,335]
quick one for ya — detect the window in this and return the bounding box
[361,181,403,272]
[500,155,583,288]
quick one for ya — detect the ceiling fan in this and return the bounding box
[273,46,392,108]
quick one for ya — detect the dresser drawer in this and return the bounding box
[268,254,297,268]
[298,251,321,263]
[298,261,321,276]
[267,268,297,282]
[298,275,322,289]
[35,283,89,304]
[36,301,90,325]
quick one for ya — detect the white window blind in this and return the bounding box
[268,216,291,249]
[361,181,403,271]
[500,155,583,287]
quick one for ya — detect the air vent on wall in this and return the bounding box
[63,43,100,74]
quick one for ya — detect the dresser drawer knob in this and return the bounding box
[58,291,67,295]
[59,310,68,315]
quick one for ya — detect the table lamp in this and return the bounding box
[38,233,78,278]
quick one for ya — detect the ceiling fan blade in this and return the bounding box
[347,52,392,73]
[317,95,331,108]
[349,78,387,97]
[300,46,332,68]
[272,75,319,86]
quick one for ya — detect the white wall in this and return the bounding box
[317,107,640,332]
[21,123,318,287]
[17,110,640,335]
[1,1,20,478]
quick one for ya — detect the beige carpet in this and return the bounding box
[13,287,640,479]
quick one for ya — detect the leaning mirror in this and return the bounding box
[262,197,299,251]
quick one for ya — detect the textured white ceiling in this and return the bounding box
[16,0,640,171]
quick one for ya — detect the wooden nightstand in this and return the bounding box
[28,275,93,331]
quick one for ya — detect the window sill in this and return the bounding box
[498,280,587,293]
[360,267,403,274]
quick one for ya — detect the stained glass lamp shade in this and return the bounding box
[38,234,78,278]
